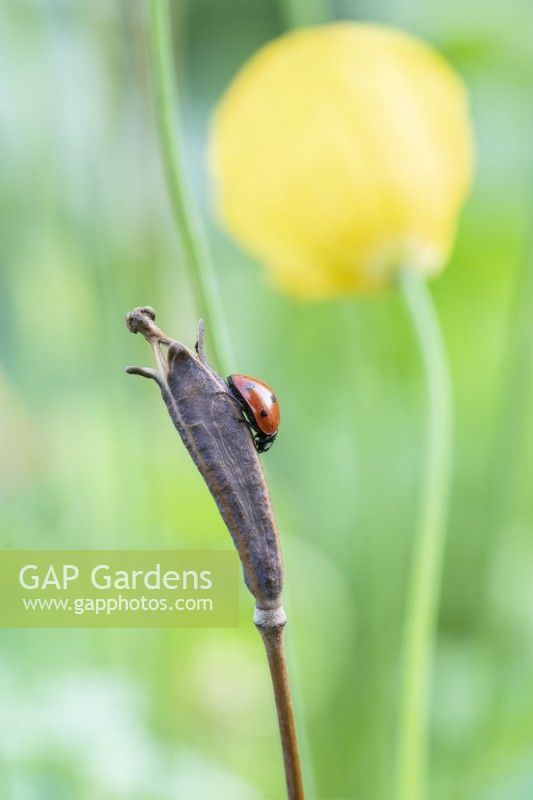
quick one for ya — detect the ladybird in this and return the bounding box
[227,374,280,453]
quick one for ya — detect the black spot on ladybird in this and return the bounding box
[260,410,268,418]
[271,394,277,403]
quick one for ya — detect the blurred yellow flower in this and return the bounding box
[209,23,474,298]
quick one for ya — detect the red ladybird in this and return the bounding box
[227,374,280,453]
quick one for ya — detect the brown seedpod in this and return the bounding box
[125,306,283,611]
[125,306,303,799]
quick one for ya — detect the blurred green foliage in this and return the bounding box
[0,1,532,798]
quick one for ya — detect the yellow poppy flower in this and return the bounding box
[209,23,474,298]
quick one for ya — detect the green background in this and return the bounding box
[0,1,532,798]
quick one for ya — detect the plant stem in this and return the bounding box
[147,0,232,375]
[147,4,305,797]
[395,271,453,800]
[278,0,329,29]
[258,623,305,800]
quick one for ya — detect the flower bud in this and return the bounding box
[209,23,474,297]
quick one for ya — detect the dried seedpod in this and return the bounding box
[125,306,303,799]
[125,306,283,611]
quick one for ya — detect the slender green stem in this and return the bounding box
[395,271,453,800]
[278,0,329,29]
[147,6,306,797]
[147,0,232,375]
